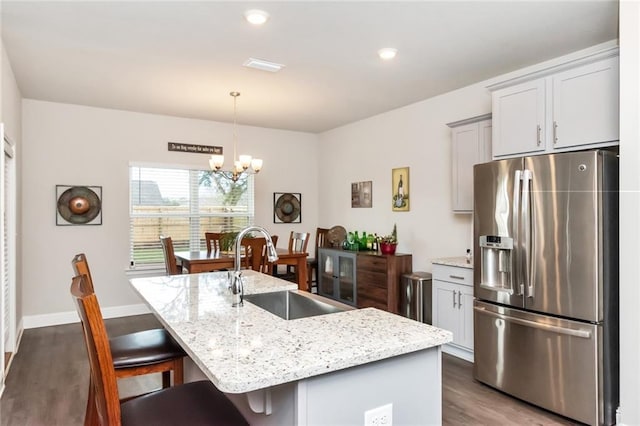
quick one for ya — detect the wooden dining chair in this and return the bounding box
[72,253,187,423]
[205,232,224,254]
[307,227,330,293]
[160,236,182,275]
[70,274,248,426]
[275,232,310,283]
[241,235,278,273]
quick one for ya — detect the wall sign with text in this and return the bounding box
[168,142,222,155]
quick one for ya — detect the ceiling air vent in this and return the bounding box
[243,58,285,73]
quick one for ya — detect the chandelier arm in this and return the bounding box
[209,91,262,176]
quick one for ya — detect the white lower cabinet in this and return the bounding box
[432,263,474,362]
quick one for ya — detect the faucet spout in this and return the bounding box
[231,225,278,307]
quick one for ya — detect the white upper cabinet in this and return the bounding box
[448,114,492,213]
[489,48,619,159]
[552,58,619,149]
[492,79,545,157]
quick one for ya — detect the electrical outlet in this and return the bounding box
[364,403,393,426]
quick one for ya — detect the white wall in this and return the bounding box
[618,2,640,424]
[318,84,489,272]
[1,44,22,145]
[21,100,318,317]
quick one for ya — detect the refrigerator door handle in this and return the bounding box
[521,169,533,298]
[512,169,523,295]
[473,306,592,339]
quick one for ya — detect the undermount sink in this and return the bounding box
[244,290,353,320]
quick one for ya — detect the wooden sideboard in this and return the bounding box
[356,252,412,313]
[318,248,412,313]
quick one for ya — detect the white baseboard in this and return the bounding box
[22,303,151,329]
[3,320,25,384]
[442,343,474,363]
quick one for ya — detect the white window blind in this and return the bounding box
[129,164,255,267]
[3,135,14,351]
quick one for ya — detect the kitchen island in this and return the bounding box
[130,270,452,425]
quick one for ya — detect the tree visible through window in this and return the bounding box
[129,165,254,267]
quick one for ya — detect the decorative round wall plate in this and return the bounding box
[273,192,301,223]
[56,185,102,225]
[327,225,347,248]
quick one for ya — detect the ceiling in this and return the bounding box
[1,1,619,134]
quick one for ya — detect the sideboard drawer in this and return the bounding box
[357,254,388,273]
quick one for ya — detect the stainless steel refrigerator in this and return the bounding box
[473,149,618,426]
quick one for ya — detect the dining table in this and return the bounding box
[272,247,309,291]
[175,247,309,291]
[174,250,236,274]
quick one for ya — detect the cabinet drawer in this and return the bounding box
[357,255,388,272]
[432,264,473,286]
[357,269,387,289]
[357,284,387,302]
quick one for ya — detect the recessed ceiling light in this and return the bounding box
[244,9,270,25]
[243,58,285,73]
[378,48,398,60]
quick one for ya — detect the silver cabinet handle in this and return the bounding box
[553,121,558,144]
[449,275,465,280]
[536,125,542,146]
[457,291,462,309]
[452,291,457,308]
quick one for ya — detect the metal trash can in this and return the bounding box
[400,272,432,324]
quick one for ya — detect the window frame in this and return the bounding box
[129,162,255,268]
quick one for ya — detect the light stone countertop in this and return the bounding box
[130,270,452,394]
[431,256,474,269]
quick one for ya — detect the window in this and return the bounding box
[129,164,254,267]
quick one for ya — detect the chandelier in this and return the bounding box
[209,91,263,182]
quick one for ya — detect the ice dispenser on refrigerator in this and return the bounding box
[479,235,513,294]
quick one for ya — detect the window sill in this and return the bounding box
[125,266,166,278]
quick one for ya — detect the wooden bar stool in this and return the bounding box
[72,253,187,424]
[70,274,248,426]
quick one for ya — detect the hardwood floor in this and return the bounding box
[1,315,580,425]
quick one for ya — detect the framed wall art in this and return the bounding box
[351,181,372,208]
[392,167,409,212]
[56,185,103,225]
[273,192,302,223]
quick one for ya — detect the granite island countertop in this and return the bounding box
[432,256,473,269]
[130,270,452,394]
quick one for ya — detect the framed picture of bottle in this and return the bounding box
[392,167,409,211]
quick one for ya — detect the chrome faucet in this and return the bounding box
[231,225,279,307]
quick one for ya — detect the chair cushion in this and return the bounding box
[121,380,248,426]
[110,329,186,369]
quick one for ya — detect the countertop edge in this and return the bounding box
[431,256,473,269]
